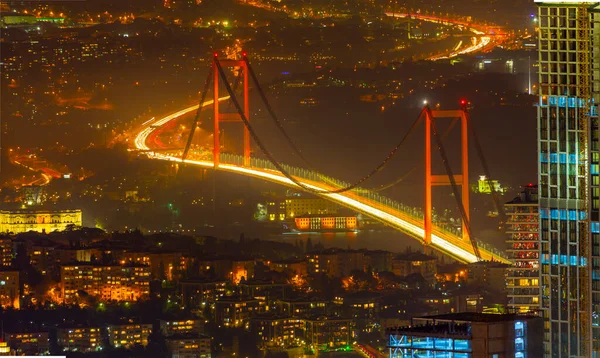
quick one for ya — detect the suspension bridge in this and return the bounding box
[133,54,510,264]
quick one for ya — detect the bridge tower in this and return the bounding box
[213,54,250,168]
[424,108,470,245]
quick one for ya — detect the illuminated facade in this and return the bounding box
[387,313,543,358]
[304,316,353,350]
[60,264,150,303]
[180,279,227,308]
[266,197,339,221]
[504,185,540,314]
[166,334,211,358]
[57,326,102,352]
[294,215,357,231]
[536,1,600,356]
[0,341,10,356]
[0,238,12,267]
[0,209,82,234]
[214,296,265,328]
[107,323,152,348]
[0,271,19,309]
[3,332,49,356]
[250,315,304,348]
[159,319,203,337]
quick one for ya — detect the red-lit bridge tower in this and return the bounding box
[423,107,470,245]
[213,54,250,167]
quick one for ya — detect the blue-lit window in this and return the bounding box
[569,210,577,221]
[551,209,559,219]
[540,209,549,219]
[548,96,557,106]
[592,222,600,233]
[570,256,578,266]
[560,255,567,265]
[549,153,558,163]
[515,321,527,358]
[568,97,577,108]
[568,154,577,164]
[434,337,452,350]
[551,254,559,265]
[454,339,472,352]
[559,210,567,220]
[558,96,567,107]
[411,336,433,349]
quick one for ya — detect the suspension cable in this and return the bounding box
[243,56,315,169]
[465,107,506,222]
[215,57,424,194]
[244,55,426,193]
[371,117,460,192]
[182,67,213,161]
[427,107,481,260]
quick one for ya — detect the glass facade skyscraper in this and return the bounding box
[536,1,600,356]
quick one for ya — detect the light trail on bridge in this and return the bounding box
[384,12,502,60]
[134,100,509,264]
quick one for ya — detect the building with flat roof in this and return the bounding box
[106,323,152,348]
[57,326,102,353]
[0,270,19,309]
[535,1,600,355]
[387,312,543,358]
[60,263,150,303]
[165,334,211,358]
[3,331,49,355]
[505,185,540,314]
[0,209,82,234]
[304,315,354,351]
[159,319,203,337]
[250,314,304,348]
[392,251,437,283]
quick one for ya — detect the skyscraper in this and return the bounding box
[505,184,540,314]
[536,1,600,356]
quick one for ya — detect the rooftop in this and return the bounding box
[394,251,436,262]
[418,312,538,323]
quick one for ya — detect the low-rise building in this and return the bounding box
[57,326,102,352]
[467,261,510,295]
[276,296,329,317]
[166,334,211,358]
[180,279,227,308]
[391,252,437,283]
[0,209,82,234]
[107,323,152,348]
[270,258,308,276]
[387,313,543,358]
[160,319,203,337]
[0,237,12,267]
[304,315,353,350]
[250,314,304,348]
[3,331,49,355]
[0,270,19,309]
[214,295,265,328]
[60,263,150,303]
[239,280,291,302]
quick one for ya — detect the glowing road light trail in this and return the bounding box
[384,12,498,60]
[135,101,506,264]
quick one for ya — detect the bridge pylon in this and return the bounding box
[424,108,470,245]
[213,54,250,168]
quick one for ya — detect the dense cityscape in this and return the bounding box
[0,0,597,357]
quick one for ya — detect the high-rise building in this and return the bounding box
[536,1,600,356]
[504,185,540,314]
